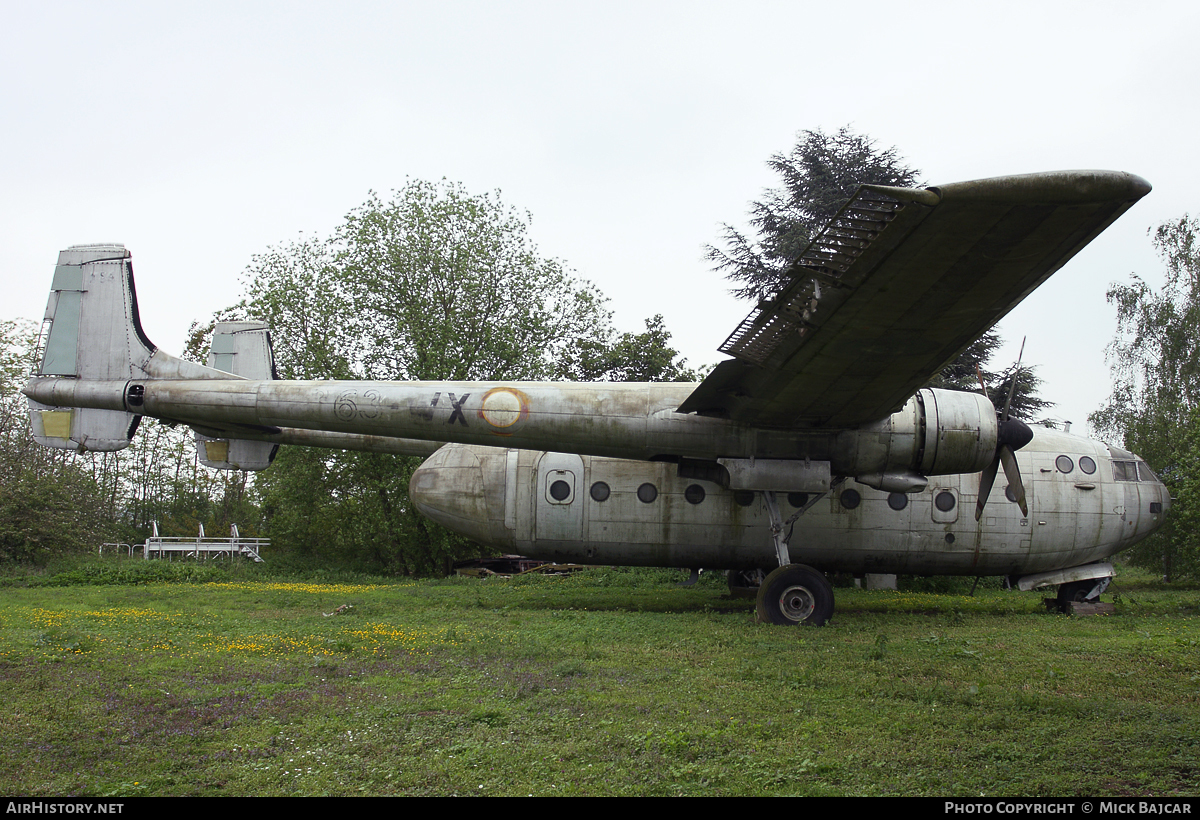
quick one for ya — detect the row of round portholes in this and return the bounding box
[1058,455,1096,474]
[844,488,1023,512]
[835,488,954,512]
[562,481,1018,515]
[842,488,1019,513]
[547,480,673,504]
[581,481,710,504]
[575,481,814,508]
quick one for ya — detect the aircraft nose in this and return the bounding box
[409,445,492,542]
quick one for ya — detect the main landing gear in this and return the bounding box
[752,489,835,626]
[755,564,835,626]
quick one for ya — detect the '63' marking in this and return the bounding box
[333,388,383,421]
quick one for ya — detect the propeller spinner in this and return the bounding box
[975,342,1034,521]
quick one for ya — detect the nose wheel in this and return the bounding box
[755,564,834,626]
[1055,577,1109,611]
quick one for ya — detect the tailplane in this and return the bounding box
[27,244,440,464]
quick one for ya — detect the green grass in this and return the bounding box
[0,562,1197,796]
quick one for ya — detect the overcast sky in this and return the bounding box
[3,1,1196,439]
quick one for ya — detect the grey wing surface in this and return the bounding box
[678,170,1151,429]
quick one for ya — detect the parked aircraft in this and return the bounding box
[23,170,1169,625]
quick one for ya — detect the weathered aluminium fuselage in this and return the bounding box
[409,427,1169,576]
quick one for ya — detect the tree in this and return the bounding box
[1091,215,1200,579]
[556,314,699,383]
[923,329,1054,423]
[0,319,123,561]
[708,126,921,301]
[233,180,694,573]
[338,181,613,382]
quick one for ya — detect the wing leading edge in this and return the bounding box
[678,170,1151,429]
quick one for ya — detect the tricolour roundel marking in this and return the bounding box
[478,387,530,435]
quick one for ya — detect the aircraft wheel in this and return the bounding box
[1057,580,1098,607]
[755,564,834,626]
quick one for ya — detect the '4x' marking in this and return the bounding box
[429,392,470,427]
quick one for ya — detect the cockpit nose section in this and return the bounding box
[1109,445,1171,542]
[409,445,492,542]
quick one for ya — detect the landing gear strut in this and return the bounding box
[754,490,834,626]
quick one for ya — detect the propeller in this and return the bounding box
[975,340,1034,521]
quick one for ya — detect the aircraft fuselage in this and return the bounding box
[410,425,1169,577]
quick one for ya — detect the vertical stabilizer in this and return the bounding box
[27,245,228,452]
[28,245,150,451]
[194,322,280,470]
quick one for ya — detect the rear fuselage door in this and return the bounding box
[535,452,584,542]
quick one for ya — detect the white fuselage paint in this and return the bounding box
[410,426,1169,575]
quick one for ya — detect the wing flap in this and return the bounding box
[679,170,1150,428]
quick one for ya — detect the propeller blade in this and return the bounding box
[976,456,1000,521]
[999,445,1028,517]
[977,340,1032,524]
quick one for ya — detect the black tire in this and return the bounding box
[1057,580,1098,607]
[755,564,834,626]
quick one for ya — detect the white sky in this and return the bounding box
[3,1,1197,439]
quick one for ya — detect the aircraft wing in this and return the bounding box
[678,170,1150,429]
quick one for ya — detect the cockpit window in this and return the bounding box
[1137,462,1160,483]
[1113,461,1139,481]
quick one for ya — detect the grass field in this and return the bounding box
[0,562,1197,796]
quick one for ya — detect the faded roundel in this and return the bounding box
[478,387,529,434]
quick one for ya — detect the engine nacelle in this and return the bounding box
[833,388,997,485]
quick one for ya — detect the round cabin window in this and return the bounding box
[637,483,658,503]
